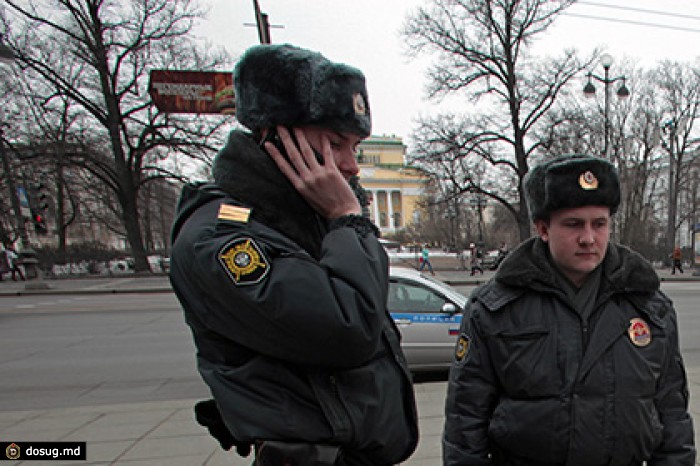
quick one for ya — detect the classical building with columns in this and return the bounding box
[357,135,427,235]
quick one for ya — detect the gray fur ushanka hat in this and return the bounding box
[233,44,371,137]
[524,155,621,221]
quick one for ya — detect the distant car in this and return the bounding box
[480,250,500,269]
[388,267,468,372]
[481,249,508,270]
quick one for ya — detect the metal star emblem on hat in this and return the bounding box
[579,170,598,190]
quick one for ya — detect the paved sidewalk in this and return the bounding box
[0,265,697,296]
[3,369,700,465]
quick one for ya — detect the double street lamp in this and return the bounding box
[583,53,630,159]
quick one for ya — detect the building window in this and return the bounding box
[413,210,421,225]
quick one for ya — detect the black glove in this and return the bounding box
[194,399,251,457]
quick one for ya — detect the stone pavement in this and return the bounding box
[1,268,700,465]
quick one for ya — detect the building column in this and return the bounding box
[371,189,380,226]
[387,190,395,230]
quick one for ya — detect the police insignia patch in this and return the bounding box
[218,238,269,285]
[455,333,471,363]
[628,317,652,347]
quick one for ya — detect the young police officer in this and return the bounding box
[443,155,695,465]
[169,44,418,465]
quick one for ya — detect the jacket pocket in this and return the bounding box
[491,325,559,397]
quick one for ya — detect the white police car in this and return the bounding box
[388,267,468,372]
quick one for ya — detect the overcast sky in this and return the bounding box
[198,0,700,143]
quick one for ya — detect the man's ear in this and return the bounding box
[534,219,549,242]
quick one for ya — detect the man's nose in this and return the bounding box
[579,225,595,245]
[337,150,359,179]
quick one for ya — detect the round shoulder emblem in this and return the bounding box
[218,238,270,286]
[628,317,652,347]
[455,333,471,363]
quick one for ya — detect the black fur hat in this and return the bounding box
[525,155,620,221]
[234,44,371,137]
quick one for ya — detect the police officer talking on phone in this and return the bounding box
[443,155,695,465]
[169,44,418,466]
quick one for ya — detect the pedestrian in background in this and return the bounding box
[169,44,417,465]
[418,244,435,275]
[469,243,483,276]
[5,245,25,281]
[444,155,695,465]
[672,245,684,275]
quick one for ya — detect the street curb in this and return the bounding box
[0,287,174,297]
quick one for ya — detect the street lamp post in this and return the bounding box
[583,53,630,160]
[444,204,457,252]
[469,194,487,249]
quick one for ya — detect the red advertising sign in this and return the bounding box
[148,70,235,115]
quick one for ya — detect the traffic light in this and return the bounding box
[32,211,48,234]
[32,182,49,212]
[35,182,49,210]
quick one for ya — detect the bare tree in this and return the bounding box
[2,0,231,271]
[651,61,700,260]
[403,0,594,241]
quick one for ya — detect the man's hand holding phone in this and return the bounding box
[264,126,361,220]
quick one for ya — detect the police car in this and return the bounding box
[388,267,468,372]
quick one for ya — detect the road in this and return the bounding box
[1,282,700,410]
[0,293,208,411]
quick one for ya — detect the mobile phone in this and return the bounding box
[260,127,324,165]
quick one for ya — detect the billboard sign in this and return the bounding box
[148,70,235,115]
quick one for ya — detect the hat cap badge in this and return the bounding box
[353,93,367,116]
[579,170,599,190]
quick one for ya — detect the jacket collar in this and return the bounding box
[494,237,659,297]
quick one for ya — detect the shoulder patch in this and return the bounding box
[455,333,471,364]
[628,317,652,347]
[218,204,251,224]
[218,238,269,285]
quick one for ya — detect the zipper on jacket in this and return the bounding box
[327,375,354,443]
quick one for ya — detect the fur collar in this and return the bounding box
[496,237,659,295]
[212,130,328,258]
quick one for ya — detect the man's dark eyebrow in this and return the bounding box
[560,216,609,222]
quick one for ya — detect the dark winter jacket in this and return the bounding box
[169,130,418,465]
[443,237,695,466]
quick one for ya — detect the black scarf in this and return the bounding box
[212,130,328,259]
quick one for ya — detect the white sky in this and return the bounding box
[199,0,700,143]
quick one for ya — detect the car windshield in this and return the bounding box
[419,274,465,298]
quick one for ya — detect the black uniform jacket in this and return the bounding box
[169,131,418,465]
[444,237,695,466]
